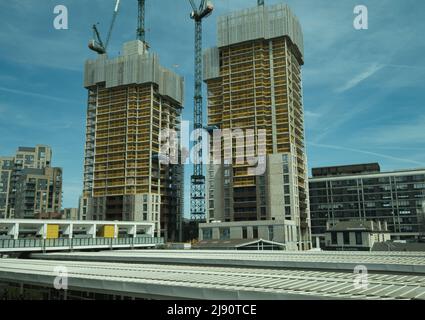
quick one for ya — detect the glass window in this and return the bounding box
[253,226,258,239]
[343,232,350,245]
[242,227,247,239]
[331,232,337,244]
[268,226,274,240]
[203,228,212,240]
[355,232,362,245]
[219,228,230,240]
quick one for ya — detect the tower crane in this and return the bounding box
[188,0,214,221]
[88,0,121,54]
[137,0,146,43]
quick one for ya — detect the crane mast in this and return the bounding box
[188,0,213,221]
[137,0,146,42]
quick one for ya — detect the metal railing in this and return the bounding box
[0,237,164,252]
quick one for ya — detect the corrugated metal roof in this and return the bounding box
[32,250,425,275]
[1,259,424,300]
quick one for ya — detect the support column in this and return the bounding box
[8,223,19,240]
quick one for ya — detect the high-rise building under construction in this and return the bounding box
[203,3,311,249]
[80,40,185,241]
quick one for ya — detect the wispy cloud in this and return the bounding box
[305,110,321,118]
[354,116,425,146]
[0,86,79,104]
[310,142,425,167]
[336,64,383,93]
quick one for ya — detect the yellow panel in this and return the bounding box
[99,225,115,238]
[46,225,59,239]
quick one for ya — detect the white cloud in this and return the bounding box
[310,142,425,167]
[355,116,425,146]
[336,64,383,93]
[0,86,79,104]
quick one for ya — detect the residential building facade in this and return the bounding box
[80,40,185,241]
[309,163,425,246]
[203,3,311,249]
[14,167,63,219]
[0,145,54,219]
[0,157,14,219]
[62,208,79,220]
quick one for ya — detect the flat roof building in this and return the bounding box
[198,219,298,250]
[309,163,425,247]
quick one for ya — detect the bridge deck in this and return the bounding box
[0,237,164,253]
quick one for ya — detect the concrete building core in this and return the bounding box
[80,40,185,241]
[203,4,311,250]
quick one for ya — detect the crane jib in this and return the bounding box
[115,0,121,12]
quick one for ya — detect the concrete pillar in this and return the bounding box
[130,225,137,238]
[37,224,47,240]
[114,224,118,239]
[63,224,73,239]
[315,236,320,249]
[8,223,19,240]
[87,224,96,238]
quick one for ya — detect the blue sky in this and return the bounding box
[0,0,424,215]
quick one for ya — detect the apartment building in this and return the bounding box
[80,40,185,241]
[309,163,425,246]
[62,208,79,220]
[0,157,14,219]
[203,3,311,249]
[0,145,53,219]
[14,167,63,219]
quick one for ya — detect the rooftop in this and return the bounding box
[1,257,425,300]
[32,249,425,275]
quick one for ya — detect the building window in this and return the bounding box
[268,226,274,241]
[242,227,247,239]
[355,232,362,245]
[343,232,350,245]
[331,232,337,245]
[253,226,258,239]
[219,228,230,240]
[203,228,212,240]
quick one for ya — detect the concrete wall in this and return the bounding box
[199,220,298,249]
[325,230,391,250]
